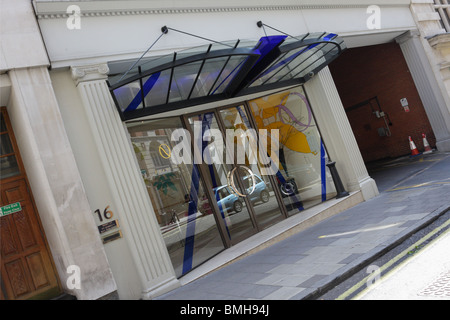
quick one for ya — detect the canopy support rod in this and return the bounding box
[117,28,167,83]
[257,21,301,41]
[164,26,234,48]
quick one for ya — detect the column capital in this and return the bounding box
[395,30,421,45]
[71,63,109,85]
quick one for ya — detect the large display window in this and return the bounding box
[248,87,337,214]
[127,117,225,278]
[127,86,337,277]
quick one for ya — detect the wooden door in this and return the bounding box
[0,108,60,300]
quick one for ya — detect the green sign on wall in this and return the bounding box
[0,202,22,217]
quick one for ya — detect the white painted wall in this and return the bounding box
[34,1,417,68]
[0,0,49,71]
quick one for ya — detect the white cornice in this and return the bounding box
[35,2,409,20]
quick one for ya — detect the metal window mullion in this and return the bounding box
[270,37,336,84]
[263,46,316,85]
[300,33,310,41]
[188,44,212,100]
[278,43,331,81]
[207,57,231,96]
[166,52,177,105]
[207,56,231,96]
[278,43,330,82]
[256,52,291,86]
[255,36,336,86]
[138,66,146,109]
[290,43,340,80]
[205,41,240,96]
[317,32,327,40]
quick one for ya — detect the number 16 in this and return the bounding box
[95,206,113,222]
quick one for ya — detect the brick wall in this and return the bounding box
[328,42,436,163]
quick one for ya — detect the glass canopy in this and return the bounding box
[108,33,346,121]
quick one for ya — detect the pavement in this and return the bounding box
[157,151,450,300]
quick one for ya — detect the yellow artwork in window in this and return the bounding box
[250,91,317,155]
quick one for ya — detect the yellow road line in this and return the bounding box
[336,217,450,300]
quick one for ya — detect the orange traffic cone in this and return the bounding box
[409,136,422,157]
[422,133,433,154]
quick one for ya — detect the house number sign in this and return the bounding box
[94,205,114,222]
[93,205,122,244]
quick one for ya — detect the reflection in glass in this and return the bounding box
[143,69,171,107]
[112,53,250,114]
[189,57,229,99]
[0,155,20,179]
[127,117,224,277]
[0,122,20,179]
[113,82,142,112]
[0,115,7,132]
[248,87,337,215]
[1,134,14,156]
[169,61,203,103]
[211,56,248,95]
[219,106,284,228]
[188,112,257,242]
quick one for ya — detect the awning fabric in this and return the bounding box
[108,32,346,120]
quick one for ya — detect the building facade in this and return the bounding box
[1,0,449,300]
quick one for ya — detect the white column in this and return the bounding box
[72,64,180,299]
[7,66,117,300]
[305,66,379,201]
[396,30,450,152]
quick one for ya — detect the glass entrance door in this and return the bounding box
[217,106,285,229]
[186,111,258,245]
[186,104,286,245]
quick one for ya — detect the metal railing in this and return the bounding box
[434,0,450,32]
